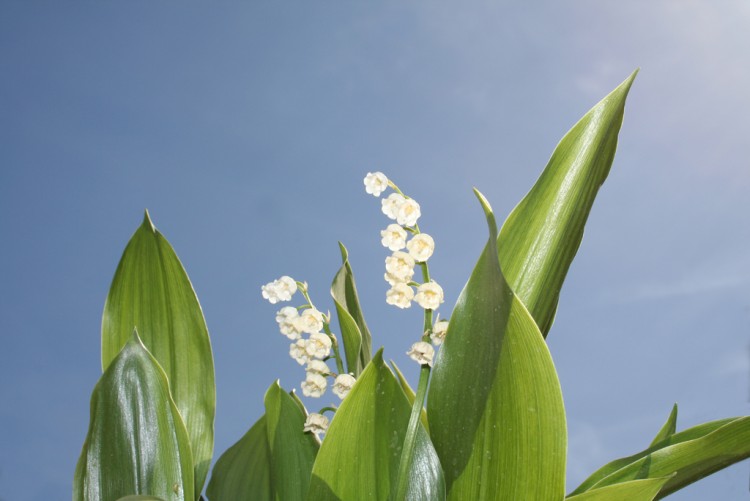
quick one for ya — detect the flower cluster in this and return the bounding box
[262,276,357,437]
[365,172,451,368]
[364,172,444,311]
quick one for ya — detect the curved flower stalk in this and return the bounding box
[260,277,358,436]
[364,171,452,500]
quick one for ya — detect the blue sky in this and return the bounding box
[1,2,749,499]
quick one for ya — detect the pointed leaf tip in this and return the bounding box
[131,328,142,345]
[611,69,638,101]
[473,188,497,239]
[142,209,156,232]
[338,241,348,262]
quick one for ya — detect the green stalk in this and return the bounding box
[395,364,431,500]
[394,261,433,501]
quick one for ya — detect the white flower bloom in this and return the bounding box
[414,281,444,310]
[431,319,449,346]
[380,224,408,251]
[385,251,415,284]
[290,339,310,365]
[305,332,332,359]
[364,172,389,197]
[261,276,297,304]
[406,233,435,262]
[381,193,405,220]
[306,359,330,376]
[386,283,414,309]
[276,306,301,339]
[407,341,435,367]
[304,412,329,436]
[396,198,421,227]
[301,373,328,398]
[294,308,325,335]
[332,374,356,399]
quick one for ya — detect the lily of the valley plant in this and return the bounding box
[74,70,750,501]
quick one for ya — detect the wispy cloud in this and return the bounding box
[630,273,748,301]
[615,249,750,302]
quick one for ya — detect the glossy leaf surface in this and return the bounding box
[206,415,272,501]
[427,191,566,500]
[308,350,445,501]
[565,477,670,501]
[264,382,319,501]
[331,242,372,375]
[75,333,194,501]
[497,71,637,336]
[102,211,215,494]
[571,416,750,498]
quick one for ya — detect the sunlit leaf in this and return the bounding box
[649,404,678,447]
[497,71,637,336]
[308,350,445,501]
[264,382,319,501]
[102,211,215,494]
[75,332,194,501]
[427,190,566,500]
[117,497,168,501]
[331,242,372,375]
[206,415,272,501]
[571,416,750,498]
[565,477,670,501]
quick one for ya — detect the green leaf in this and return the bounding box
[102,211,215,495]
[565,477,671,501]
[117,497,168,501]
[427,190,567,500]
[649,404,678,448]
[497,71,637,337]
[264,382,319,501]
[75,332,194,501]
[308,350,445,501]
[206,415,272,501]
[390,360,429,433]
[570,417,750,498]
[330,242,372,376]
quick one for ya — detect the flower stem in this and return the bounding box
[394,364,431,501]
[394,258,434,501]
[318,405,338,415]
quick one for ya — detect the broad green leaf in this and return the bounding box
[390,360,429,433]
[497,71,637,337]
[571,417,750,498]
[427,190,566,500]
[206,415,272,501]
[102,211,215,495]
[649,404,678,447]
[308,350,445,501]
[565,477,670,501]
[117,497,168,501]
[75,332,194,501]
[330,242,372,375]
[264,382,319,501]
